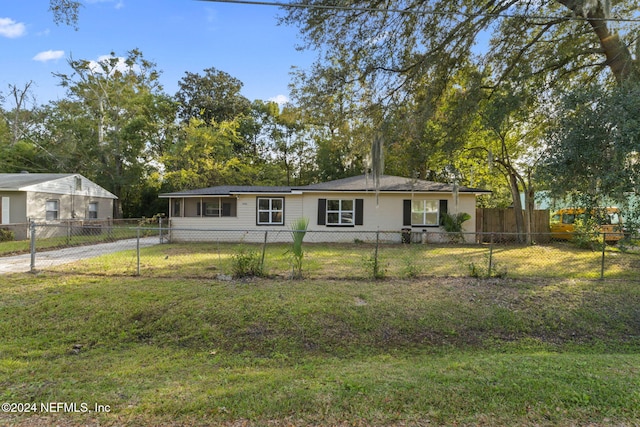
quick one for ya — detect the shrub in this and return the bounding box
[363,253,386,280]
[288,217,309,279]
[442,212,471,242]
[0,228,14,242]
[401,255,422,278]
[468,255,507,279]
[231,247,264,278]
[571,217,604,250]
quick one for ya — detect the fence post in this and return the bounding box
[261,230,268,271]
[374,230,380,278]
[136,227,141,276]
[600,232,606,280]
[488,233,494,277]
[29,221,36,273]
[159,216,163,244]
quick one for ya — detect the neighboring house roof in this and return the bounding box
[159,174,490,198]
[0,173,72,190]
[0,173,117,199]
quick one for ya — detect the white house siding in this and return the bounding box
[26,192,113,221]
[21,175,116,200]
[168,194,305,243]
[300,191,478,243]
[167,191,478,244]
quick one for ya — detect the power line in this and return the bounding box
[197,0,640,23]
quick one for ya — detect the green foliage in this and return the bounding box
[468,255,507,279]
[442,211,472,243]
[0,228,14,242]
[289,217,309,279]
[362,252,386,280]
[230,247,264,278]
[49,49,176,217]
[175,67,251,124]
[442,212,471,233]
[540,81,640,227]
[400,254,422,278]
[571,217,605,251]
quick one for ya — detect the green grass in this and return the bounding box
[0,226,159,257]
[48,240,640,281]
[0,269,639,426]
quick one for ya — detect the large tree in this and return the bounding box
[175,67,252,124]
[539,81,640,225]
[282,0,639,102]
[51,49,176,217]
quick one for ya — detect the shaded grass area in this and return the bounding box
[51,240,640,281]
[1,273,639,426]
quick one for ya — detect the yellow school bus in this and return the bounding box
[550,207,624,242]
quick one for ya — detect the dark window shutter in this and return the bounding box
[439,200,448,225]
[317,199,326,225]
[196,202,201,216]
[355,199,364,225]
[403,200,412,226]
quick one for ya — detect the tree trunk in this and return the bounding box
[557,0,636,83]
[524,184,535,245]
[508,172,526,243]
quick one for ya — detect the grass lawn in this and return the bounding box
[1,251,639,427]
[51,239,640,281]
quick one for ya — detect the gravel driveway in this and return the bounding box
[0,237,160,274]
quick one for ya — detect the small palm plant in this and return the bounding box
[442,212,471,243]
[289,217,309,279]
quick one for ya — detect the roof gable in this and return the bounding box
[0,173,117,199]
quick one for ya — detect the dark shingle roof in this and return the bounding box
[159,175,490,198]
[294,175,488,193]
[160,185,293,198]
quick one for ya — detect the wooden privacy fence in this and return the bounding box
[476,208,551,242]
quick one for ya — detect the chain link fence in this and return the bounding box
[3,223,638,280]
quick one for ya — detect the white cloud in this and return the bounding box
[269,94,289,105]
[88,55,139,75]
[0,17,26,38]
[86,0,125,8]
[33,50,65,62]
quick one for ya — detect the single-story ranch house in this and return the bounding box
[0,173,117,240]
[160,174,490,243]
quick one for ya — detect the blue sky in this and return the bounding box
[1,0,315,108]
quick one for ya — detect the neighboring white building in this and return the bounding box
[0,173,117,239]
[159,174,490,243]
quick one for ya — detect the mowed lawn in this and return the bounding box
[47,240,640,281]
[0,245,639,426]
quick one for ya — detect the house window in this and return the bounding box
[257,197,284,225]
[327,199,354,225]
[205,201,219,216]
[172,200,182,217]
[317,198,363,226]
[403,199,448,227]
[46,200,59,221]
[88,202,98,219]
[196,198,236,217]
[412,200,439,226]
